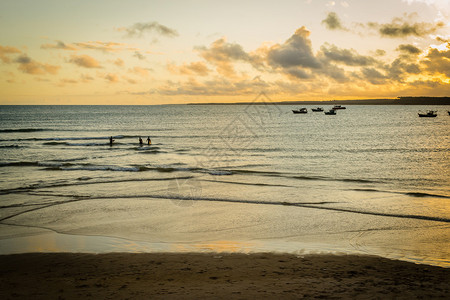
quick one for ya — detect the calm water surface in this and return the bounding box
[0,104,449,266]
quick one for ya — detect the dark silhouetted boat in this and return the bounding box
[311,107,324,112]
[448,111,450,116]
[292,108,307,114]
[324,109,336,115]
[418,110,437,117]
[332,105,346,110]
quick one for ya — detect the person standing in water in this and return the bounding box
[109,136,114,146]
[147,136,151,145]
[139,137,143,146]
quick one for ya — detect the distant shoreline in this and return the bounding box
[188,96,450,106]
[1,97,450,106]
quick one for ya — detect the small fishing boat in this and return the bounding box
[292,108,307,114]
[418,110,437,117]
[311,107,324,112]
[324,109,336,115]
[448,111,450,116]
[332,105,346,110]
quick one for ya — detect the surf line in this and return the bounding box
[1,194,448,225]
[85,195,450,224]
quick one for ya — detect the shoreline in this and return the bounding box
[0,230,449,268]
[0,252,448,299]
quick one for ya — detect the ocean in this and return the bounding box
[0,103,449,267]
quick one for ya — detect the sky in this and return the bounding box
[0,0,449,104]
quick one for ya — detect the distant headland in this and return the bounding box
[188,96,450,105]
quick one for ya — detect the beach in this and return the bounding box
[0,252,449,299]
[0,105,449,299]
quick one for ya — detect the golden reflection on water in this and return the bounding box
[171,240,257,253]
[25,233,88,253]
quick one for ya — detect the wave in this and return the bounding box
[134,146,165,154]
[0,158,399,187]
[43,141,111,146]
[0,145,22,148]
[231,169,380,184]
[38,162,380,183]
[4,192,447,224]
[204,179,291,187]
[206,170,233,176]
[405,192,450,199]
[351,188,450,199]
[0,128,52,133]
[137,149,165,154]
[0,161,39,167]
[43,141,66,145]
[99,195,449,223]
[0,176,195,195]
[39,162,234,175]
[0,135,126,142]
[43,164,142,172]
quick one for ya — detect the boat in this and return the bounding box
[418,110,437,117]
[311,107,324,112]
[324,109,336,115]
[448,111,450,116]
[332,105,346,110]
[292,108,307,114]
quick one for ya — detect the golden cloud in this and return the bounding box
[129,66,150,77]
[15,55,60,75]
[69,54,101,68]
[105,73,119,83]
[114,58,124,67]
[74,41,132,52]
[41,41,77,51]
[422,44,450,77]
[41,40,137,53]
[168,61,210,76]
[0,45,21,63]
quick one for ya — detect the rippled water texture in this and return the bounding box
[0,104,449,266]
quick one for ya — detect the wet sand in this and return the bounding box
[0,253,448,299]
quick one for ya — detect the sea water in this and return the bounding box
[0,104,449,266]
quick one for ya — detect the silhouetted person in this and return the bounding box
[139,137,143,146]
[147,136,151,145]
[109,136,114,146]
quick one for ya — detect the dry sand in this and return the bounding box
[0,253,448,299]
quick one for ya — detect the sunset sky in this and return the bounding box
[0,0,449,104]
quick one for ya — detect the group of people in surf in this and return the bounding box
[139,136,151,146]
[109,136,151,146]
